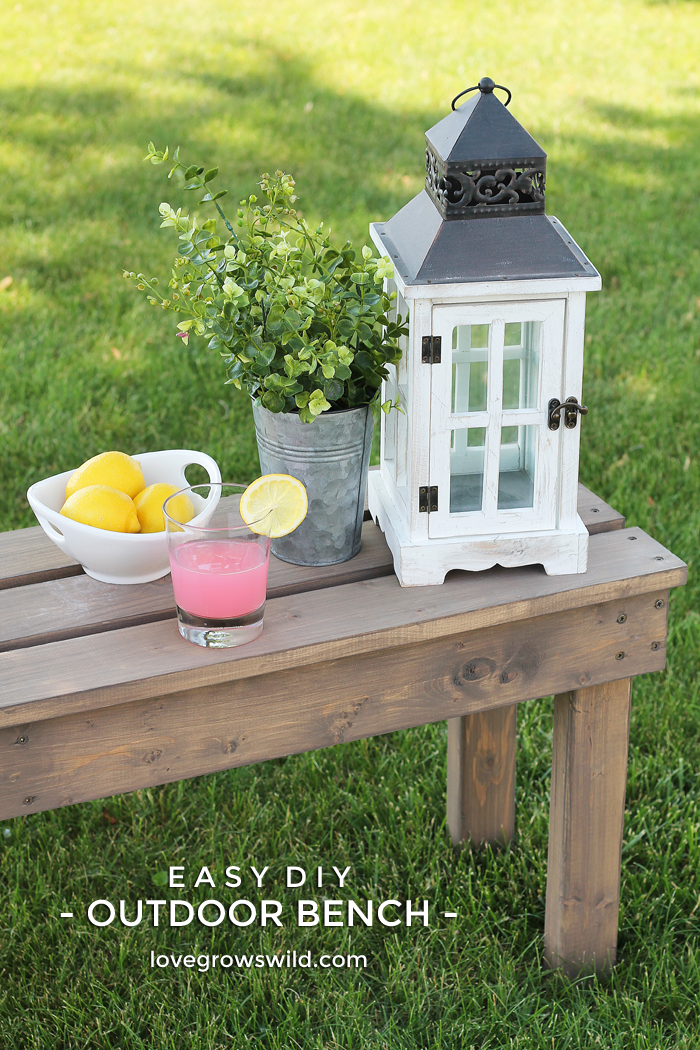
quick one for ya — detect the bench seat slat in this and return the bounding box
[0,522,394,653]
[0,483,624,590]
[0,526,684,729]
[0,486,625,651]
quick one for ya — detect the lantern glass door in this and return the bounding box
[429,299,565,537]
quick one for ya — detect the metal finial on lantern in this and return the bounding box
[367,81,602,586]
[451,76,511,110]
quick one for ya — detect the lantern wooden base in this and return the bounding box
[368,470,588,586]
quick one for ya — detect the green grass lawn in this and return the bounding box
[2,0,700,1046]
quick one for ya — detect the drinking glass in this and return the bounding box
[164,483,272,648]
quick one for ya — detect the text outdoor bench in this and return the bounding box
[0,483,686,976]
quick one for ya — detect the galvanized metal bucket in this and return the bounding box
[252,402,374,566]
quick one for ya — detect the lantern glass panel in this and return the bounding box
[449,427,486,512]
[451,325,489,414]
[498,424,537,509]
[502,321,541,411]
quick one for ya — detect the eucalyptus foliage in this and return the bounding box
[125,146,407,422]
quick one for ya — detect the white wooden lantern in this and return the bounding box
[368,78,601,586]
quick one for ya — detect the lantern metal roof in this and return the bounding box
[373,77,598,287]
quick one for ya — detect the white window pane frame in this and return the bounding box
[429,299,565,538]
[452,325,489,414]
[503,320,540,411]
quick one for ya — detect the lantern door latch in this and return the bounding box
[548,396,588,430]
[419,486,439,513]
[422,335,442,364]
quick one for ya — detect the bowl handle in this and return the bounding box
[35,513,71,553]
[177,450,222,489]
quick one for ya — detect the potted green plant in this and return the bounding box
[126,145,407,565]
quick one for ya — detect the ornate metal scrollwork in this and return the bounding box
[425,150,442,200]
[442,172,477,205]
[425,147,546,219]
[473,168,545,205]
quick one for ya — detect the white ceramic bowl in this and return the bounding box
[27,449,222,584]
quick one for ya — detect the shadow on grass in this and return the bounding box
[0,43,433,233]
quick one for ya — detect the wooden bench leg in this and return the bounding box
[447,704,517,847]
[544,678,632,976]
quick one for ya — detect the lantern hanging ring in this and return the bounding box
[451,77,512,111]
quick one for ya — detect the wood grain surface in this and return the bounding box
[575,483,624,536]
[0,482,624,591]
[0,528,682,727]
[544,679,632,976]
[0,593,664,820]
[443,485,624,852]
[0,525,82,589]
[447,704,517,847]
[0,521,395,652]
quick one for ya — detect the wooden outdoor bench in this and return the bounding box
[0,483,686,976]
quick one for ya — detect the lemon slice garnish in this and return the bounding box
[240,474,308,538]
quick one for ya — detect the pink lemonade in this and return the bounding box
[169,539,270,620]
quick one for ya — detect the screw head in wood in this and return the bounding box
[655,599,664,609]
[615,651,625,661]
[617,613,627,624]
[651,641,659,651]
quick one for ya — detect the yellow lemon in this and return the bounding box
[60,485,141,533]
[65,450,145,501]
[239,474,308,538]
[134,483,194,533]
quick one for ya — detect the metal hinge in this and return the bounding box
[421,335,442,364]
[419,485,439,513]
